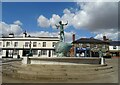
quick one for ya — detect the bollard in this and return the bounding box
[22,56,29,64]
[101,57,105,65]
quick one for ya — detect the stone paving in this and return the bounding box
[0,61,2,84]
[1,58,119,83]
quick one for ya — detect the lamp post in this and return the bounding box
[28,41,33,56]
[22,42,32,64]
[22,45,24,56]
[13,42,15,58]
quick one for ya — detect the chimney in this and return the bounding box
[72,34,75,42]
[23,31,27,37]
[9,33,14,37]
[103,36,107,41]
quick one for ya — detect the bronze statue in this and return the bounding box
[55,21,68,42]
[54,21,72,57]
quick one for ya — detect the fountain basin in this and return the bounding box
[24,57,101,65]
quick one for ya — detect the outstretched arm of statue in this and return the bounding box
[55,24,60,29]
[64,21,68,25]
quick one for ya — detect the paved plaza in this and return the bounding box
[1,58,119,83]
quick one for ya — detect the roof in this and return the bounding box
[0,36,59,39]
[73,38,109,44]
[0,36,60,41]
[9,33,14,35]
[109,41,120,46]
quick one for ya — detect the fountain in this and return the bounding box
[22,21,101,65]
[54,21,72,57]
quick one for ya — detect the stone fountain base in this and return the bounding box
[22,57,101,65]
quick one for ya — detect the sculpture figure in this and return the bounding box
[55,21,68,42]
[54,21,72,57]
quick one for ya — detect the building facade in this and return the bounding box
[0,33,59,58]
[109,41,120,57]
[70,35,109,57]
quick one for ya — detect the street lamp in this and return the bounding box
[27,41,33,56]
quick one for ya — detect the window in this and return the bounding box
[25,42,29,47]
[6,42,10,47]
[32,50,38,55]
[82,44,87,48]
[41,50,47,55]
[94,44,97,48]
[98,44,102,48]
[52,42,56,47]
[102,45,106,48]
[113,46,117,49]
[14,50,19,55]
[14,42,18,47]
[8,50,13,55]
[43,42,46,47]
[38,43,41,47]
[86,43,90,47]
[0,42,2,46]
[33,42,37,47]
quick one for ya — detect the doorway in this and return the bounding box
[22,50,30,56]
[48,50,51,57]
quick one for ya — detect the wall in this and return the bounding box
[28,57,101,64]
[109,46,120,51]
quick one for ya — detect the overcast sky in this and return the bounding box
[0,1,119,42]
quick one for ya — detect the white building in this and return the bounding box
[0,32,60,58]
[109,41,120,57]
